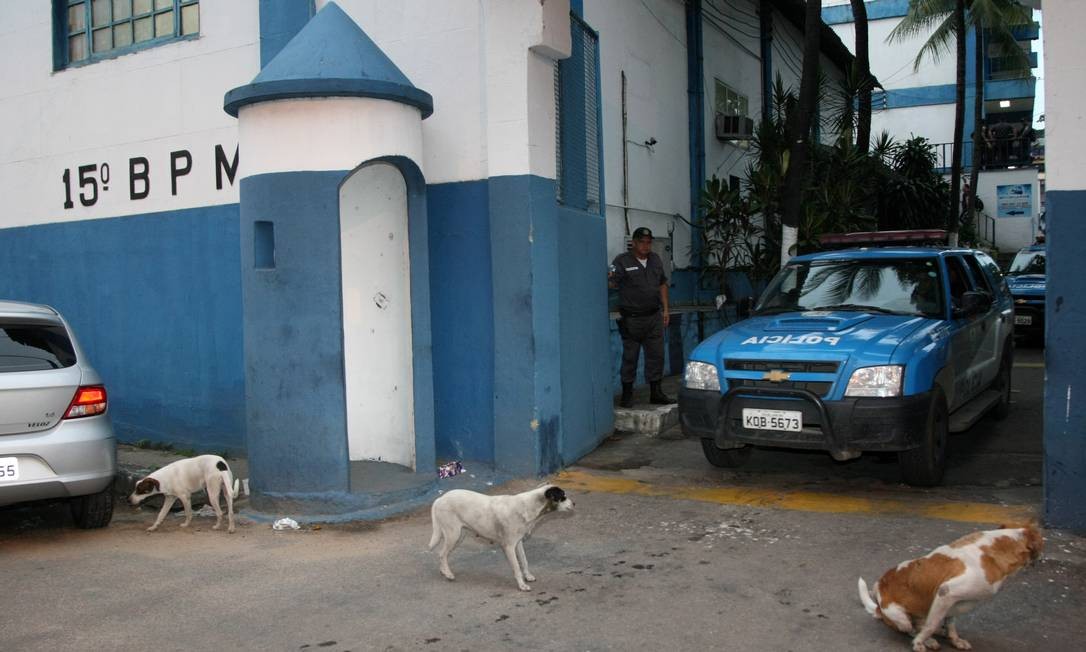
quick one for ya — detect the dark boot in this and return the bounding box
[620,382,634,408]
[650,381,674,405]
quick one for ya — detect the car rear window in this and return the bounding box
[0,321,77,372]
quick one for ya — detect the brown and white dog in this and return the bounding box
[858,523,1044,651]
[129,455,240,533]
[428,485,574,591]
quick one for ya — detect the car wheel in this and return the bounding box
[70,482,114,529]
[701,438,752,468]
[992,346,1013,420]
[898,387,948,487]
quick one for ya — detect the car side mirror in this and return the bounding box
[957,291,992,318]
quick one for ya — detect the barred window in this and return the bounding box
[56,0,199,70]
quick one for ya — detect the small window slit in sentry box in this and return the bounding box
[254,221,275,269]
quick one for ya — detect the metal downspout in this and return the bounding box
[760,0,773,123]
[686,0,705,267]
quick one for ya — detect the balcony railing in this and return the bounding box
[934,133,1038,172]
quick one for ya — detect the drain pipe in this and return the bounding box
[621,70,631,236]
[685,0,705,266]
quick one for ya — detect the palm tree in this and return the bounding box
[780,0,822,267]
[849,0,873,153]
[889,0,966,244]
[890,0,1033,246]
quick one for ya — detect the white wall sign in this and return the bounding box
[996,183,1032,218]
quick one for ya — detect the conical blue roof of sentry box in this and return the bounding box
[224,1,432,118]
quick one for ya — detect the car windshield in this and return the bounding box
[755,258,944,318]
[1007,250,1045,276]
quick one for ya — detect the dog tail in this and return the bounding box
[215,459,239,499]
[427,502,442,550]
[857,577,879,618]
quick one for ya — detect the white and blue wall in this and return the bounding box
[0,0,618,489]
[0,1,860,507]
[0,2,257,452]
[1041,0,1086,533]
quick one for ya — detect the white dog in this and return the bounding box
[428,484,574,591]
[129,455,240,533]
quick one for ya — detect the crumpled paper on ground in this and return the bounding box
[272,517,301,531]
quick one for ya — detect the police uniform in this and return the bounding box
[611,240,669,402]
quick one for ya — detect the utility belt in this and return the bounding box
[619,306,661,318]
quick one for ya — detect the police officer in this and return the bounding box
[609,227,673,408]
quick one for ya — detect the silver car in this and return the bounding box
[0,300,116,528]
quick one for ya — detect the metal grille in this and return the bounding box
[724,360,840,374]
[555,13,601,212]
[554,61,563,204]
[728,379,833,397]
[582,26,600,211]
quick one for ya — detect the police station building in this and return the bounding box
[0,1,856,515]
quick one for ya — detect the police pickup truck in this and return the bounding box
[679,231,1014,486]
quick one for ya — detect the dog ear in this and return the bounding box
[544,486,566,503]
[135,478,160,494]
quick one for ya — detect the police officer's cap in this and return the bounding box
[632,227,654,240]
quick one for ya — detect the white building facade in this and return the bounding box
[0,0,853,514]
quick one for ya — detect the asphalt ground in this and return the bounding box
[2,343,1084,651]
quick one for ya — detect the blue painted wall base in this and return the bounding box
[0,206,246,453]
[1043,189,1086,533]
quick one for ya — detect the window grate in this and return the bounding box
[556,13,602,213]
[583,28,599,212]
[555,61,563,205]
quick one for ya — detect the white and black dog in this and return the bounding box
[129,455,240,533]
[428,484,574,591]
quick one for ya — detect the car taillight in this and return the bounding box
[64,385,107,419]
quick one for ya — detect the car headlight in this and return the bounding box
[684,361,720,391]
[844,365,903,397]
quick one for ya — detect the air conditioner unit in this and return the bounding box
[714,113,755,141]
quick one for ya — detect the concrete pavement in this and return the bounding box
[2,345,1085,651]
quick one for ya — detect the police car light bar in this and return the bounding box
[818,229,948,248]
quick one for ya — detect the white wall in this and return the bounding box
[827,9,958,149]
[586,0,693,266]
[703,0,761,184]
[829,17,957,91]
[977,167,1042,251]
[0,2,259,229]
[1043,0,1086,193]
[771,9,847,146]
[872,104,957,146]
[329,0,568,185]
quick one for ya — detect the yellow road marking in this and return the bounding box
[1014,362,1044,368]
[556,469,1035,525]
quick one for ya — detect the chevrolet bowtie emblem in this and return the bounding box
[763,369,791,383]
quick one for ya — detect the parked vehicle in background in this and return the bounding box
[0,301,116,528]
[1005,244,1046,342]
[679,231,1014,487]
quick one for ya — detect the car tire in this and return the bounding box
[701,438,752,468]
[992,345,1013,420]
[898,387,948,487]
[70,482,114,529]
